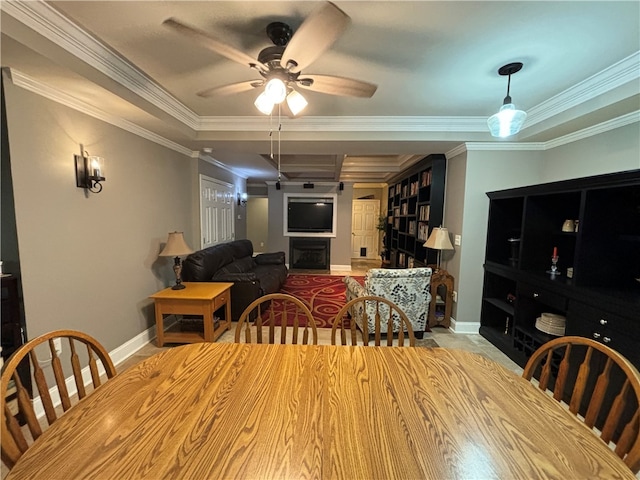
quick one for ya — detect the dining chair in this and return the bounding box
[331,295,415,346]
[523,336,640,474]
[1,329,117,469]
[235,293,318,344]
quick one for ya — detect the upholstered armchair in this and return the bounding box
[343,267,432,338]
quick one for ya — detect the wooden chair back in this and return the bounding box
[235,293,318,344]
[1,329,117,469]
[523,336,640,473]
[331,296,415,346]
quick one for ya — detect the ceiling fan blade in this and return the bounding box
[164,18,264,70]
[298,74,377,98]
[281,2,351,73]
[197,80,263,98]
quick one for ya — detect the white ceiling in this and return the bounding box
[1,1,639,184]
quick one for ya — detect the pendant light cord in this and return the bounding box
[278,103,281,182]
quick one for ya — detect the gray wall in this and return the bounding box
[267,183,353,268]
[444,123,640,331]
[247,197,269,253]
[3,79,194,351]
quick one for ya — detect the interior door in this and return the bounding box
[200,175,234,249]
[351,199,380,259]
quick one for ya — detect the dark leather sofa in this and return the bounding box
[182,239,288,320]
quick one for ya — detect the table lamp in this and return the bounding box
[423,226,454,272]
[159,231,194,289]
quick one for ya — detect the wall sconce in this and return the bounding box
[237,192,248,207]
[74,144,105,193]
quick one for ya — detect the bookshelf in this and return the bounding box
[386,154,446,268]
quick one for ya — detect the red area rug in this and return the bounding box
[269,274,364,328]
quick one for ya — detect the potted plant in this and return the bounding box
[377,215,389,261]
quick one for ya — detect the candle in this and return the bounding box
[553,247,558,258]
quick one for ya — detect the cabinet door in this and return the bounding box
[566,301,639,368]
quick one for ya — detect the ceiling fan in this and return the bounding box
[163,1,377,116]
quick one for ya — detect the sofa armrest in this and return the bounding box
[254,251,286,265]
[212,272,259,283]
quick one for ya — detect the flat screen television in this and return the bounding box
[284,194,337,236]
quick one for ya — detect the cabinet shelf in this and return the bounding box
[484,298,515,316]
[480,169,640,369]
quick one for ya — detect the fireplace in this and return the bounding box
[289,238,330,270]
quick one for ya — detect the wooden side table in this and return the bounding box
[150,282,233,347]
[427,268,454,329]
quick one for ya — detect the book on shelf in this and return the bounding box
[401,203,408,215]
[418,223,429,241]
[421,169,432,187]
[410,181,418,196]
[408,257,414,268]
[419,205,431,221]
[402,185,408,197]
[408,221,416,235]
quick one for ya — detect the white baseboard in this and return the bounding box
[330,264,352,272]
[449,317,481,334]
[32,321,169,420]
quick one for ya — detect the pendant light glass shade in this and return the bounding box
[488,62,527,138]
[487,102,527,138]
[286,90,308,116]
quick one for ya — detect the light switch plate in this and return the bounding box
[454,235,461,246]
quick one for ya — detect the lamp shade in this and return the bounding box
[487,103,527,138]
[423,227,454,250]
[159,232,194,257]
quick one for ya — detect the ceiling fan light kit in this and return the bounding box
[488,62,527,138]
[164,1,377,117]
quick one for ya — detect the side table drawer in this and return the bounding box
[215,292,229,310]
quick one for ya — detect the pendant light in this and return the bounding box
[487,62,527,138]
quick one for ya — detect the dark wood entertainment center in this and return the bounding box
[480,169,640,369]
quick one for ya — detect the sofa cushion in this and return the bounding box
[215,256,256,276]
[254,251,286,265]
[253,264,287,294]
[229,239,254,259]
[182,243,235,282]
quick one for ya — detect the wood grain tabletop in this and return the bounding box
[7,343,635,479]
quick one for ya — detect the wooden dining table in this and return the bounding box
[7,343,635,479]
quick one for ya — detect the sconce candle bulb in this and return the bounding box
[75,145,105,193]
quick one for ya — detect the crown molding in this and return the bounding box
[197,115,488,132]
[2,0,199,129]
[199,154,247,178]
[525,51,640,128]
[6,68,194,158]
[544,110,639,149]
[446,110,639,158]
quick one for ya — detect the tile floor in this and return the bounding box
[119,259,522,375]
